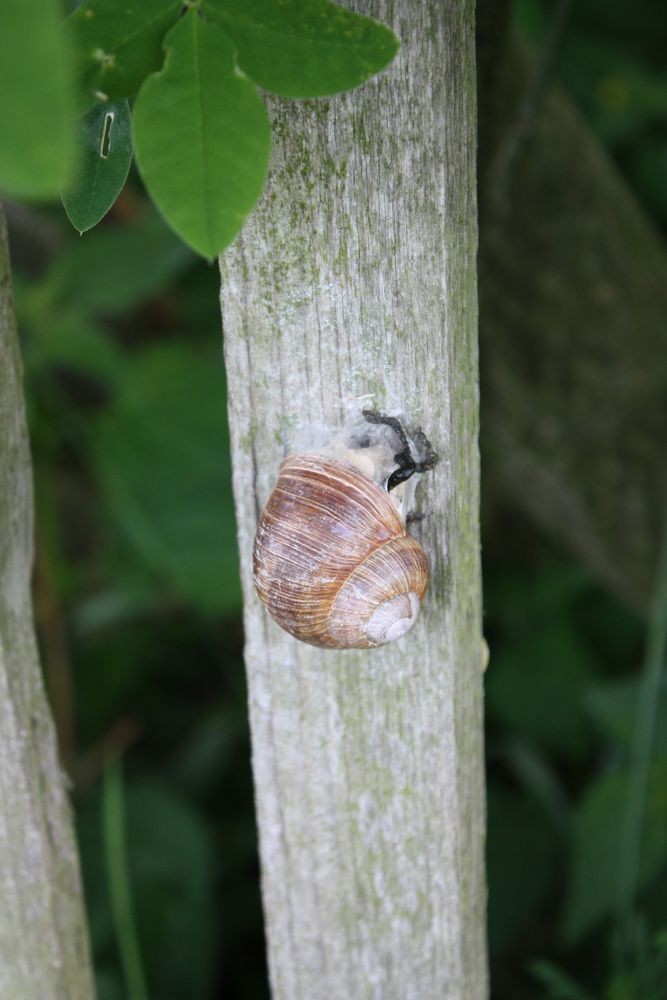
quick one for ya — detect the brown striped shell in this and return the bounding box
[253,454,429,648]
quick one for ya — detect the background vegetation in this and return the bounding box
[5,0,666,996]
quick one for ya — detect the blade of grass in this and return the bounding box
[614,516,667,965]
[103,755,149,1000]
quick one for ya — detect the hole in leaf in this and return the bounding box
[99,111,115,159]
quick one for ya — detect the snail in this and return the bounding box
[253,410,438,649]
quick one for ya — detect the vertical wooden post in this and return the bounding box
[0,205,94,998]
[219,2,487,996]
[479,37,667,614]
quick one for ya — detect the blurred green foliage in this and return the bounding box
[14,194,262,996]
[516,0,667,230]
[6,0,666,996]
[0,0,75,198]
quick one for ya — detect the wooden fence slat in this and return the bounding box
[0,204,94,1000]
[219,3,487,996]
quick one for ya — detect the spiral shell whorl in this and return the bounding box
[327,535,428,647]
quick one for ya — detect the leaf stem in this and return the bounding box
[103,755,149,1000]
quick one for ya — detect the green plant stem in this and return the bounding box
[614,516,667,961]
[103,755,149,1000]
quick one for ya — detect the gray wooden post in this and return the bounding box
[219,2,487,997]
[0,204,94,998]
[479,37,667,615]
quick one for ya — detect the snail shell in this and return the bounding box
[253,454,429,649]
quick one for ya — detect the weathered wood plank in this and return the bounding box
[0,204,94,1000]
[479,35,667,613]
[219,2,487,997]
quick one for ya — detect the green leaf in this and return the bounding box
[133,11,271,258]
[44,211,193,313]
[62,100,133,233]
[92,344,242,614]
[562,764,667,944]
[65,0,182,107]
[0,0,75,197]
[204,0,400,97]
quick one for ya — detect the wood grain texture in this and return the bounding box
[219,2,487,997]
[0,205,94,999]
